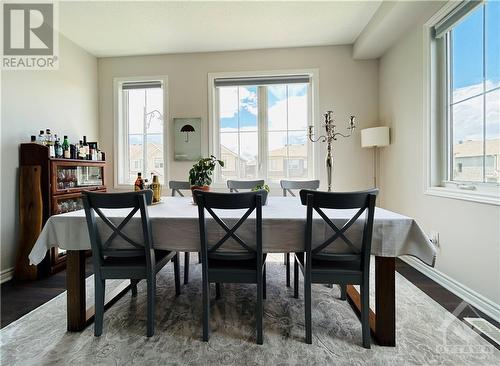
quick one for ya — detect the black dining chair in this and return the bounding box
[82,191,181,337]
[227,179,265,192]
[169,180,197,283]
[280,180,320,287]
[195,190,267,344]
[293,189,377,348]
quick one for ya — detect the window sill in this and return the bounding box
[425,186,500,206]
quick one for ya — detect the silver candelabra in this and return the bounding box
[308,111,356,192]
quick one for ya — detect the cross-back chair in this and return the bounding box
[279,180,320,288]
[294,189,377,348]
[226,179,264,192]
[169,180,190,197]
[195,190,267,344]
[169,180,198,283]
[82,191,181,337]
[280,179,320,197]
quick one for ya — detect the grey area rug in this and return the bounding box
[1,255,499,365]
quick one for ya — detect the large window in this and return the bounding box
[213,74,314,184]
[429,1,499,201]
[116,80,165,186]
[447,1,499,184]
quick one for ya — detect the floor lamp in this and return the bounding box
[361,126,390,188]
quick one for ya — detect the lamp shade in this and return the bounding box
[361,126,390,148]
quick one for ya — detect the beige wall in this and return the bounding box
[98,46,379,192]
[379,25,500,303]
[0,35,99,273]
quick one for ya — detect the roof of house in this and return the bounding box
[453,139,500,158]
[269,144,307,158]
[221,145,247,162]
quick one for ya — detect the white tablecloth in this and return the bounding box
[29,196,436,266]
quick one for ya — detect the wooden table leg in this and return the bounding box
[66,250,131,332]
[346,256,396,347]
[67,250,86,331]
[375,256,395,346]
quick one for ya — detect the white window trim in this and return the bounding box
[207,69,320,189]
[113,75,170,189]
[423,2,500,206]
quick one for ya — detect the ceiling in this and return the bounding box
[59,1,382,58]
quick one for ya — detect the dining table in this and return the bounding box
[29,196,436,347]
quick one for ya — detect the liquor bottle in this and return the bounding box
[37,130,46,145]
[89,142,96,161]
[150,175,162,203]
[46,129,55,157]
[30,135,36,143]
[62,135,70,159]
[54,137,63,158]
[83,136,90,160]
[78,140,85,159]
[70,144,78,159]
[134,173,144,191]
[45,129,53,146]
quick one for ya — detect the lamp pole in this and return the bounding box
[308,111,356,192]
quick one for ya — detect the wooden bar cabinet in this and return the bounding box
[15,143,106,279]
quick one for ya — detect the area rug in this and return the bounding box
[1,255,499,365]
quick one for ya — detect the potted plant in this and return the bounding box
[251,184,270,205]
[188,155,224,195]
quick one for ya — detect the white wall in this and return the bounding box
[379,25,500,304]
[0,35,99,274]
[98,46,379,192]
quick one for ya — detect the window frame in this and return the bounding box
[208,69,319,188]
[424,1,500,205]
[113,75,170,189]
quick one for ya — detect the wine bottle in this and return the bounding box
[62,135,70,159]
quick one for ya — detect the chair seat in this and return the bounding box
[101,249,175,278]
[294,252,362,284]
[207,254,267,283]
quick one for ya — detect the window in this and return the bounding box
[212,73,314,184]
[115,79,166,186]
[154,158,164,169]
[427,1,499,203]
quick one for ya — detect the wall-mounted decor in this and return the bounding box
[174,118,202,161]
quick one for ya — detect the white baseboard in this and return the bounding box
[0,267,14,284]
[401,256,500,323]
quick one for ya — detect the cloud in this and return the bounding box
[452,81,499,143]
[218,86,257,119]
[268,94,308,131]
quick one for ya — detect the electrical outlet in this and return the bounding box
[430,231,440,248]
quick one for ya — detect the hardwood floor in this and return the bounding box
[395,259,499,349]
[1,259,93,328]
[1,258,498,349]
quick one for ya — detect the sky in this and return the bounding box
[451,2,500,144]
[218,83,308,162]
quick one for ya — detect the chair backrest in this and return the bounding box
[299,189,378,269]
[82,191,153,267]
[169,180,190,197]
[226,179,265,192]
[195,190,263,261]
[280,179,320,197]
